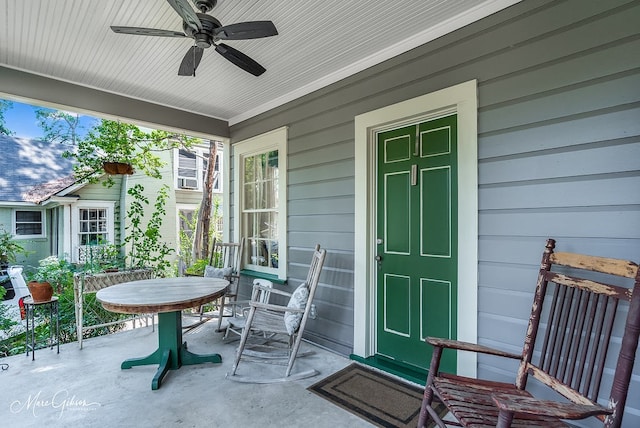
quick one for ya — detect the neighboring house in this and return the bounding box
[174,141,224,244]
[0,136,223,267]
[0,1,638,426]
[0,135,124,266]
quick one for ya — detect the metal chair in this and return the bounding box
[228,244,326,383]
[418,238,640,428]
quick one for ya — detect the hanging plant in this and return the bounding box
[63,119,196,186]
[102,161,134,175]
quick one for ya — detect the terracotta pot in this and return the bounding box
[28,281,54,303]
[103,162,134,175]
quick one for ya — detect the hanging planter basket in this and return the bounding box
[103,161,134,175]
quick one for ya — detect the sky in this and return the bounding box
[1,98,98,140]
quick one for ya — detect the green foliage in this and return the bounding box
[0,228,28,264]
[64,119,195,186]
[124,183,174,275]
[184,258,209,276]
[26,256,74,292]
[0,100,13,136]
[81,243,125,273]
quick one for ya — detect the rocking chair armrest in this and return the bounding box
[491,393,612,420]
[258,287,292,298]
[249,301,301,313]
[426,337,521,359]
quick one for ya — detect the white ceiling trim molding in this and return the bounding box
[229,0,520,125]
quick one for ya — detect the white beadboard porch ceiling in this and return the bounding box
[0,0,519,125]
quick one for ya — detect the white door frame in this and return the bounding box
[353,80,478,377]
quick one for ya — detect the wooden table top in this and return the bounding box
[96,277,229,314]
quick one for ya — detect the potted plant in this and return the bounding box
[26,271,54,303]
[0,229,28,269]
[27,256,74,302]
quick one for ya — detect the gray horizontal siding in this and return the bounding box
[230,1,640,423]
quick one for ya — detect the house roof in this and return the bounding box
[0,135,75,203]
[0,0,520,125]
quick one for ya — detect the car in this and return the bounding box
[0,265,31,338]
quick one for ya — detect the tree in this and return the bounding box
[0,100,13,136]
[192,141,217,260]
[35,108,84,145]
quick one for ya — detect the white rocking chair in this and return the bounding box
[228,244,326,383]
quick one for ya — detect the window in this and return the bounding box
[71,202,115,263]
[78,208,108,245]
[176,143,223,192]
[13,210,45,238]
[177,149,199,189]
[234,127,287,279]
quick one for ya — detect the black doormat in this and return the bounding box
[308,363,446,428]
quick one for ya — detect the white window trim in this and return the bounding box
[70,201,115,263]
[233,127,288,280]
[12,208,46,239]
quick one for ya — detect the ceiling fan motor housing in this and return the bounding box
[183,13,222,48]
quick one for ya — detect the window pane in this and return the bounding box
[244,157,254,183]
[244,183,255,210]
[16,223,42,235]
[16,211,41,222]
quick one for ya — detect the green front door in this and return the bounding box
[376,114,458,372]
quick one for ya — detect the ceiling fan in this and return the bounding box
[110,0,278,77]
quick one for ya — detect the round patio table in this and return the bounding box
[97,276,228,390]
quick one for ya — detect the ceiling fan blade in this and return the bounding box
[215,43,266,76]
[178,46,205,76]
[166,0,202,32]
[214,21,278,40]
[111,26,186,38]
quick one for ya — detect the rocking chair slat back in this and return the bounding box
[518,239,640,423]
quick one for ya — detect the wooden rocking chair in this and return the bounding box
[228,244,326,383]
[418,238,640,428]
[201,237,244,331]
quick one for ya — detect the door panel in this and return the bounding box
[421,166,451,257]
[376,114,457,372]
[384,172,411,254]
[384,274,411,336]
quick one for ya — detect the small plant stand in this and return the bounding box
[24,296,60,361]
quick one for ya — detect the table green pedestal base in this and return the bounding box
[121,311,222,390]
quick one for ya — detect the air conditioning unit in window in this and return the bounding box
[178,178,199,190]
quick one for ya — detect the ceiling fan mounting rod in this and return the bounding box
[193,0,216,13]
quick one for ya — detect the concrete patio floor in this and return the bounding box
[0,319,375,427]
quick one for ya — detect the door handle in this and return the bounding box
[375,255,383,262]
